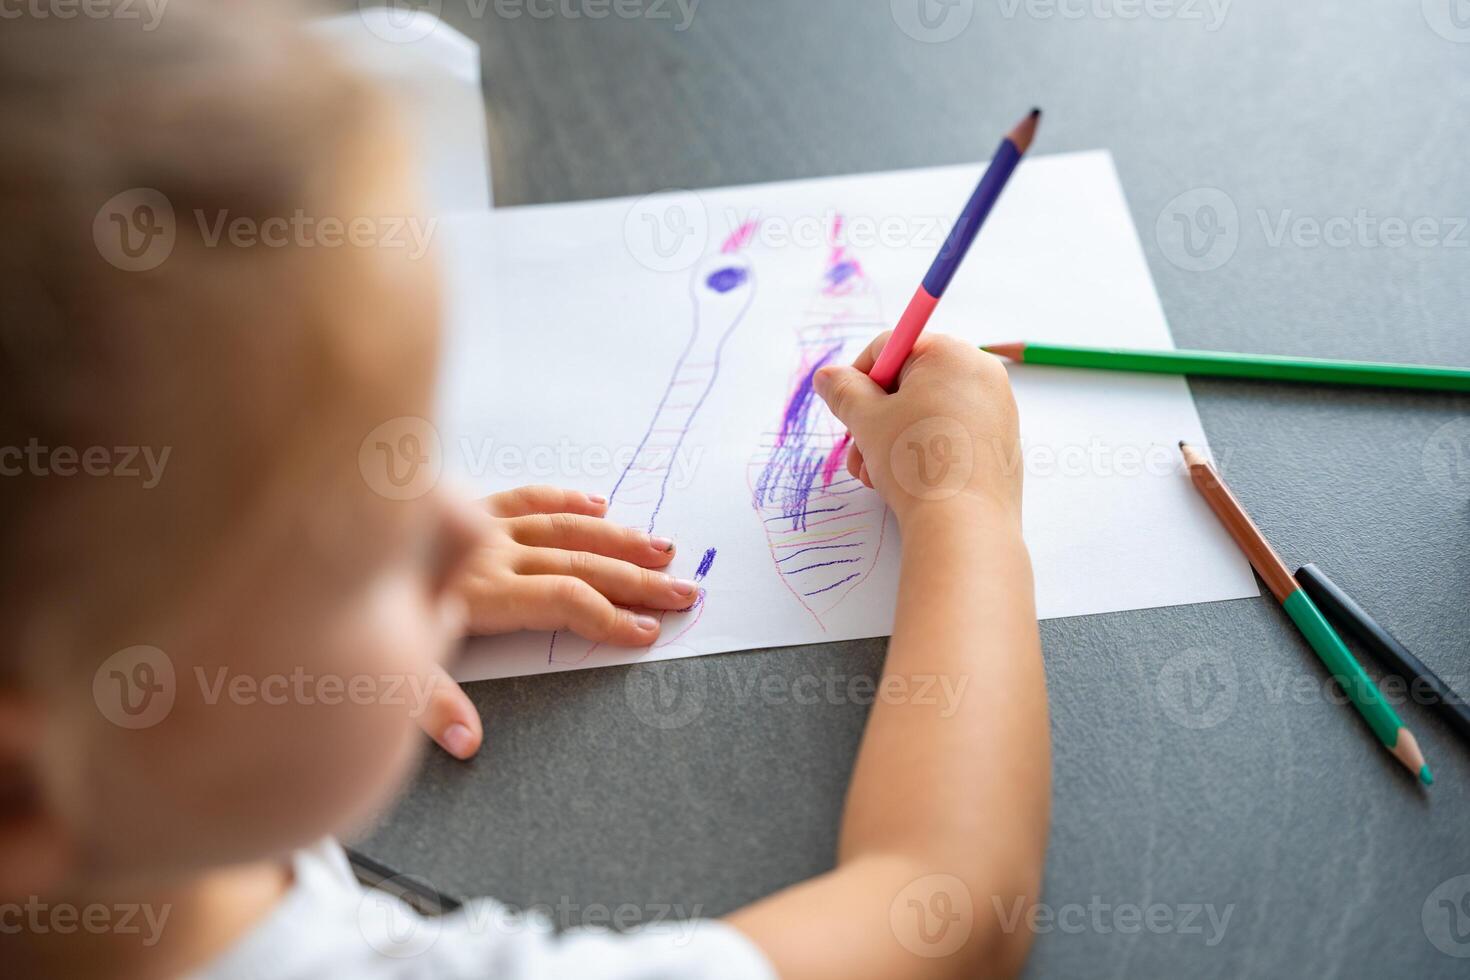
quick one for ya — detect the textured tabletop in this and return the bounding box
[359,2,1470,975]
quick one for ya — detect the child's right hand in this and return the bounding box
[813,332,1023,527]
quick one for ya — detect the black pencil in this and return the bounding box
[1296,563,1470,744]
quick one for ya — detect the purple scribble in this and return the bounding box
[695,547,717,580]
[707,266,749,294]
[748,213,890,626]
[550,243,757,665]
[803,572,862,597]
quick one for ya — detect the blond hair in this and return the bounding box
[0,2,421,677]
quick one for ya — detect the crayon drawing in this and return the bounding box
[748,218,890,626]
[549,224,758,664]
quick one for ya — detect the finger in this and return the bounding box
[813,364,883,429]
[508,512,675,567]
[846,441,865,483]
[484,485,608,520]
[850,331,895,374]
[516,548,699,611]
[514,576,663,647]
[414,664,483,760]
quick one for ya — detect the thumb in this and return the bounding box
[813,364,882,428]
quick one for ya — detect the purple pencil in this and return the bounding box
[868,108,1041,391]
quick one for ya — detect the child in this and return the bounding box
[0,4,1050,978]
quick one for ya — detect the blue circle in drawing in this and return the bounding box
[706,266,749,294]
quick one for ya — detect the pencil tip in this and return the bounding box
[983,342,1025,360]
[1421,765,1434,787]
[1009,109,1042,153]
[1178,440,1188,450]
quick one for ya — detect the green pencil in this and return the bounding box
[1180,443,1432,786]
[984,342,1470,392]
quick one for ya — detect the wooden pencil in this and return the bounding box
[984,342,1470,393]
[1178,442,1432,785]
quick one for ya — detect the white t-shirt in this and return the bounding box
[192,841,776,980]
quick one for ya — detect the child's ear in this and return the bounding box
[0,694,72,898]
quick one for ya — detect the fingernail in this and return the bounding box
[650,536,675,553]
[443,723,476,759]
[670,578,698,597]
[633,614,660,631]
[586,493,608,506]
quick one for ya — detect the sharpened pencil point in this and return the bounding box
[1030,107,1041,118]
[1178,440,1187,450]
[982,342,1025,361]
[1421,765,1434,786]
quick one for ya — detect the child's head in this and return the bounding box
[0,2,479,897]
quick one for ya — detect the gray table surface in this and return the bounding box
[358,2,1470,976]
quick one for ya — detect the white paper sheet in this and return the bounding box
[436,150,1259,681]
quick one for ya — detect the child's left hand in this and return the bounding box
[419,486,697,760]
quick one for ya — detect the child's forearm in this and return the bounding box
[729,498,1050,980]
[840,498,1049,900]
